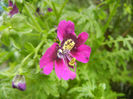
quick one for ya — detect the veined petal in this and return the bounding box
[57,20,75,41]
[76,32,89,47]
[39,43,58,74]
[71,44,91,63]
[55,59,76,80]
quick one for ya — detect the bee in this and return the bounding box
[54,37,60,44]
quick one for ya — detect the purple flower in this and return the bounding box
[40,20,91,80]
[8,0,18,17]
[12,75,26,91]
[36,8,40,14]
[47,8,53,12]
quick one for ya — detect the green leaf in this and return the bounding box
[24,42,35,53]
[1,31,10,46]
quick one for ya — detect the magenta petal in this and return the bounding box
[76,32,89,47]
[9,4,19,16]
[39,43,58,74]
[8,0,13,7]
[55,59,76,80]
[71,44,91,63]
[57,20,75,41]
[43,62,53,75]
[13,4,18,12]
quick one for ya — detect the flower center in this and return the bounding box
[8,6,13,10]
[62,39,75,51]
[57,49,63,58]
[57,39,75,59]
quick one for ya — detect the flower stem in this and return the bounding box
[34,40,45,59]
[24,3,42,33]
[21,52,33,67]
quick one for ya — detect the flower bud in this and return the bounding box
[47,8,53,12]
[12,75,26,91]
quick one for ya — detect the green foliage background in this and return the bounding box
[0,0,133,99]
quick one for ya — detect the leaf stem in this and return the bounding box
[34,40,45,59]
[102,38,133,45]
[25,3,42,32]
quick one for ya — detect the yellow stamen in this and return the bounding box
[63,39,75,51]
[69,58,76,66]
[8,7,13,10]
